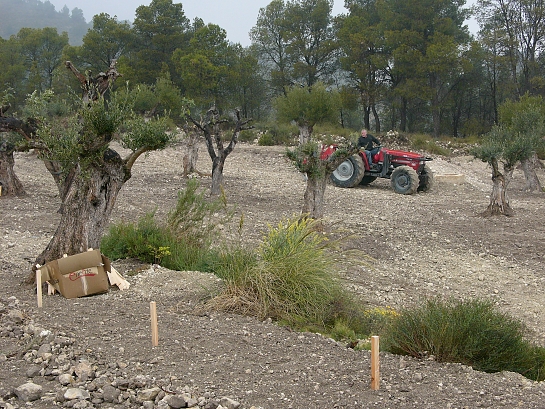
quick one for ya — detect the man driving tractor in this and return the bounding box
[357,129,381,169]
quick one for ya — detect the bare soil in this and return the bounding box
[1,141,545,408]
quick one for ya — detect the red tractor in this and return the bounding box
[322,145,434,195]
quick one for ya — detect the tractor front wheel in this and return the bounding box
[330,155,365,188]
[418,164,434,192]
[390,166,419,195]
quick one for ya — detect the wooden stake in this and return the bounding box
[36,269,42,308]
[150,301,159,346]
[371,335,380,390]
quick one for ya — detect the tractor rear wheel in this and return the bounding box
[418,164,434,192]
[390,166,419,194]
[330,155,365,188]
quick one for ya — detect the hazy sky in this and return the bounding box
[47,0,478,46]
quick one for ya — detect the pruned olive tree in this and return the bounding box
[287,142,358,221]
[472,95,545,216]
[188,106,252,196]
[23,62,174,268]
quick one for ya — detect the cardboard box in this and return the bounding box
[39,249,110,299]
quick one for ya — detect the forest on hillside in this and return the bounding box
[0,0,90,45]
[0,0,545,138]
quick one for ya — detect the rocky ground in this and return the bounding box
[1,140,545,409]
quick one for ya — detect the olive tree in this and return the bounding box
[22,62,174,267]
[188,106,252,196]
[287,142,358,221]
[472,94,545,216]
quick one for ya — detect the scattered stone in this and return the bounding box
[219,397,240,409]
[25,364,41,378]
[64,387,90,400]
[102,384,120,403]
[58,373,74,386]
[7,310,24,324]
[137,387,161,402]
[13,382,43,402]
[163,394,186,408]
[74,360,94,381]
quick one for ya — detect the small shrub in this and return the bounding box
[257,132,276,146]
[384,297,545,381]
[101,213,170,263]
[410,134,451,156]
[101,179,230,271]
[257,122,298,145]
[238,129,257,143]
[167,178,229,245]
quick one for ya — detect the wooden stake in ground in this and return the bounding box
[371,336,380,390]
[36,269,42,308]
[150,301,159,346]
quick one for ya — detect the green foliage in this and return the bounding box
[101,179,230,271]
[473,95,545,167]
[274,82,340,130]
[287,140,358,177]
[312,123,354,141]
[257,133,275,146]
[384,298,545,381]
[410,134,451,156]
[209,217,346,325]
[70,13,133,74]
[25,89,149,174]
[121,116,172,152]
[101,213,169,262]
[255,122,298,146]
[237,129,257,143]
[286,141,326,177]
[166,178,229,245]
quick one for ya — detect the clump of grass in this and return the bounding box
[208,217,349,326]
[384,297,545,381]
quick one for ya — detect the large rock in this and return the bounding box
[13,382,43,402]
[102,384,121,403]
[137,387,162,402]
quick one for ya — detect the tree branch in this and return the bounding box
[124,146,151,172]
[65,60,122,103]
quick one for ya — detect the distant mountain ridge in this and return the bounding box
[0,0,92,45]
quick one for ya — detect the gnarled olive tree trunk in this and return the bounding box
[521,154,543,193]
[298,124,312,145]
[481,158,514,217]
[289,144,359,222]
[301,175,328,220]
[35,150,130,266]
[0,109,37,197]
[0,147,25,197]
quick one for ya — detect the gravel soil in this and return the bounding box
[1,141,545,408]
